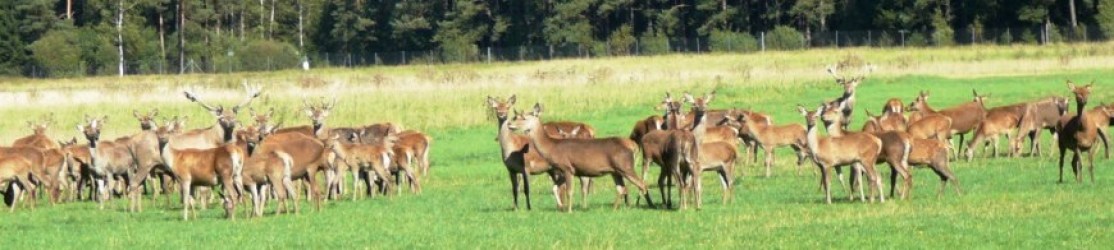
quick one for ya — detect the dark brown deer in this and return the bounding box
[858,114,915,200]
[1057,81,1105,183]
[799,104,884,204]
[637,93,696,209]
[509,103,653,212]
[909,90,989,158]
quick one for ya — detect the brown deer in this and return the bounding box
[799,104,884,204]
[254,131,336,212]
[863,109,906,132]
[906,138,963,198]
[153,121,247,220]
[120,109,176,212]
[331,133,396,200]
[906,113,953,144]
[673,92,717,209]
[387,130,429,194]
[77,116,141,210]
[964,102,1028,161]
[824,64,872,130]
[12,114,60,150]
[509,103,653,212]
[487,95,566,210]
[732,108,808,177]
[1014,97,1070,157]
[858,114,915,200]
[0,156,42,212]
[908,90,989,158]
[172,83,262,150]
[1057,81,1105,183]
[637,93,696,209]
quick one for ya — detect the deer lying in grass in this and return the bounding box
[509,103,653,212]
[1057,81,1106,183]
[1014,97,1070,157]
[153,120,247,220]
[731,108,807,177]
[799,104,884,204]
[824,64,872,130]
[0,156,43,212]
[909,90,989,158]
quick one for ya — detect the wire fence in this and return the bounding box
[21,25,1109,78]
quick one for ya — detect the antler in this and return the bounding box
[232,81,263,111]
[183,87,219,112]
[826,65,842,80]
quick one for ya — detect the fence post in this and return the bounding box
[487,47,492,63]
[402,51,407,65]
[760,32,766,51]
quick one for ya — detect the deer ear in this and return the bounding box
[532,103,543,116]
[705,91,715,104]
[133,110,141,118]
[797,105,807,115]
[486,96,497,107]
[507,95,516,105]
[1066,80,1075,89]
[683,92,695,103]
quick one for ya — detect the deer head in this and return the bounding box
[236,125,263,156]
[248,107,276,136]
[154,117,185,150]
[908,91,931,112]
[884,98,904,114]
[1054,97,1070,116]
[819,101,846,128]
[77,115,108,147]
[1067,80,1094,109]
[826,64,872,94]
[302,97,336,129]
[183,82,262,142]
[972,89,990,105]
[507,103,544,133]
[133,109,159,131]
[486,95,516,122]
[798,104,820,130]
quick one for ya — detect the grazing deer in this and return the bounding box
[0,156,42,212]
[1057,81,1105,183]
[509,103,653,212]
[906,138,962,198]
[909,90,989,158]
[1015,97,1070,157]
[153,121,248,220]
[173,83,262,150]
[331,133,396,200]
[824,64,872,130]
[799,104,884,204]
[731,108,808,177]
[964,102,1028,161]
[77,116,140,210]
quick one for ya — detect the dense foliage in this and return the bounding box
[1,0,1111,76]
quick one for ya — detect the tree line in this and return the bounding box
[2,0,1113,77]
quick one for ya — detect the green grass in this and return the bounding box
[2,43,1114,248]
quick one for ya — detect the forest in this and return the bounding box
[1,0,1112,77]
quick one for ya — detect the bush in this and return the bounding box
[607,25,636,56]
[709,30,758,52]
[1019,29,1038,44]
[29,27,114,77]
[237,40,302,71]
[765,26,805,50]
[876,31,895,47]
[907,33,929,47]
[638,33,670,55]
[931,10,954,46]
[998,30,1014,45]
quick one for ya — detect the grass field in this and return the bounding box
[1,43,1114,248]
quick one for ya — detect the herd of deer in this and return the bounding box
[0,83,434,220]
[488,65,1111,211]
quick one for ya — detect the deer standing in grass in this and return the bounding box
[173,83,262,150]
[909,90,989,159]
[331,133,396,200]
[1014,97,1070,157]
[509,103,653,212]
[637,93,696,209]
[800,104,884,204]
[153,120,248,220]
[731,108,807,177]
[825,65,872,131]
[861,114,959,199]
[77,116,142,210]
[9,115,69,204]
[964,102,1028,161]
[673,92,716,209]
[0,156,42,212]
[1057,81,1105,183]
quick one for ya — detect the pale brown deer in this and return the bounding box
[906,113,953,144]
[1057,81,1105,183]
[733,108,808,177]
[255,131,336,212]
[488,95,566,210]
[12,114,60,149]
[1015,97,1070,157]
[331,133,396,200]
[863,109,906,132]
[172,83,262,150]
[0,156,42,212]
[77,116,141,210]
[508,103,653,212]
[673,92,717,209]
[799,104,884,204]
[906,138,962,198]
[387,130,429,194]
[637,93,695,209]
[858,114,915,200]
[153,121,247,220]
[909,90,989,158]
[964,102,1028,160]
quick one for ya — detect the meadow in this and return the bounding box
[1,43,1113,248]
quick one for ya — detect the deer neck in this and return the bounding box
[825,120,846,137]
[496,117,519,159]
[806,124,821,160]
[313,122,326,137]
[1076,100,1087,117]
[690,110,707,144]
[524,120,557,162]
[158,141,176,173]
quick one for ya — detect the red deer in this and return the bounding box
[1015,97,1070,157]
[909,90,989,158]
[906,138,962,198]
[153,121,247,220]
[732,109,808,177]
[799,104,884,204]
[1057,81,1106,183]
[331,133,396,200]
[673,92,717,209]
[172,83,262,150]
[964,102,1028,161]
[858,114,915,200]
[637,93,696,209]
[254,132,336,212]
[0,156,42,212]
[509,103,653,212]
[77,116,141,210]
[683,109,768,163]
[12,114,60,149]
[863,109,906,132]
[387,130,430,194]
[906,113,953,145]
[824,64,872,130]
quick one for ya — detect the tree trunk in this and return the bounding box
[240,4,245,41]
[66,0,73,19]
[159,11,166,69]
[298,0,304,51]
[116,0,125,76]
[259,0,266,39]
[1069,0,1078,28]
[179,0,186,74]
[269,0,276,40]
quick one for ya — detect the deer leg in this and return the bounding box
[717,168,730,204]
[508,171,520,210]
[1071,150,1082,183]
[521,172,532,210]
[888,165,898,198]
[611,174,626,209]
[657,167,670,209]
[1087,148,1096,183]
[821,166,832,204]
[764,147,774,177]
[96,178,107,210]
[1058,145,1068,183]
[1099,128,1109,160]
[180,181,191,221]
[579,177,589,208]
[9,183,21,212]
[793,145,806,176]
